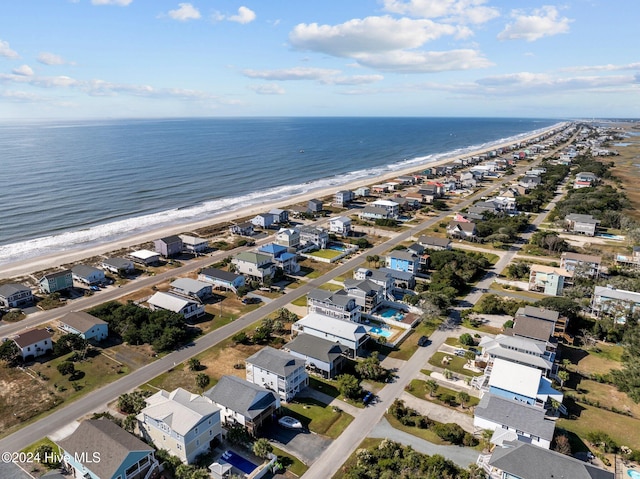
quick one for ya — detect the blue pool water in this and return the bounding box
[222,450,258,475]
[597,233,624,240]
[369,326,392,338]
[379,308,406,320]
[628,470,640,479]
[327,243,347,251]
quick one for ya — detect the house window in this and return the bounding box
[196,439,200,446]
[210,430,213,436]
[195,427,198,434]
[177,444,182,450]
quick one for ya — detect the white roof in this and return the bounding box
[170,277,211,293]
[130,249,160,260]
[148,291,196,312]
[488,358,541,399]
[372,199,398,207]
[179,234,208,246]
[295,313,368,341]
[330,216,351,224]
[140,388,219,436]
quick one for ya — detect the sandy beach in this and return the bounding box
[0,124,566,281]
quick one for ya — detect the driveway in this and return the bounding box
[263,423,332,465]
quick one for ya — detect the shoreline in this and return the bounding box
[0,123,566,281]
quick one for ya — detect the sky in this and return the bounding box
[0,0,639,120]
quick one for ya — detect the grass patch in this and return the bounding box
[386,318,441,361]
[308,249,343,260]
[461,317,502,335]
[559,344,622,376]
[284,397,354,439]
[428,352,484,377]
[384,412,448,445]
[317,283,344,291]
[308,376,340,399]
[271,445,308,477]
[406,379,479,414]
[291,295,308,307]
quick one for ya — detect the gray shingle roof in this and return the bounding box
[307,288,353,307]
[60,311,107,334]
[284,334,348,363]
[204,375,278,419]
[200,267,242,283]
[0,283,30,298]
[512,316,555,342]
[520,306,560,322]
[246,346,305,377]
[71,264,102,278]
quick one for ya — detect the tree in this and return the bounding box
[0,340,20,365]
[195,373,210,390]
[57,361,75,376]
[457,391,471,409]
[117,390,152,415]
[611,326,640,402]
[226,423,251,447]
[355,352,387,381]
[34,443,60,469]
[337,374,362,400]
[53,333,88,357]
[425,379,438,397]
[459,333,474,346]
[188,358,202,372]
[175,464,210,479]
[123,414,137,433]
[232,331,249,345]
[553,434,572,455]
[252,438,273,459]
[557,370,569,390]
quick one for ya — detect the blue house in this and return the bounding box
[39,270,73,294]
[57,419,159,479]
[258,243,300,274]
[385,250,420,274]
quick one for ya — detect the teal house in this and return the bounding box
[39,269,73,294]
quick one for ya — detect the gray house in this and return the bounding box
[71,265,106,285]
[100,257,135,275]
[0,283,33,308]
[284,334,349,379]
[564,213,600,236]
[154,235,183,258]
[198,268,245,293]
[170,278,213,301]
[308,198,323,212]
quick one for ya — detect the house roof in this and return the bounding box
[417,235,451,248]
[564,213,600,224]
[308,288,354,308]
[480,334,547,356]
[561,252,602,263]
[246,346,305,377]
[158,235,183,245]
[258,243,288,256]
[475,393,555,441]
[377,267,414,281]
[488,358,541,399]
[57,419,153,479]
[285,334,349,363]
[447,221,476,232]
[344,278,381,295]
[518,306,559,322]
[360,205,390,216]
[594,285,640,302]
[71,264,103,278]
[40,269,72,281]
[488,440,613,479]
[205,375,278,419]
[512,316,555,342]
[147,292,197,312]
[101,257,133,269]
[234,251,272,264]
[200,268,242,283]
[60,311,107,334]
[330,216,351,224]
[295,313,369,342]
[170,277,211,293]
[529,264,573,277]
[0,283,31,298]
[179,234,208,246]
[13,328,52,348]
[129,249,160,260]
[387,250,418,261]
[140,387,219,436]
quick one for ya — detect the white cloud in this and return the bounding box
[0,39,19,59]
[561,62,640,73]
[242,67,341,81]
[168,3,201,21]
[0,90,48,102]
[321,74,384,85]
[37,52,72,66]
[91,0,133,5]
[382,0,500,24]
[12,65,33,76]
[498,6,572,42]
[356,49,493,73]
[249,83,285,95]
[228,6,256,24]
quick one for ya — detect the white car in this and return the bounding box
[278,416,303,429]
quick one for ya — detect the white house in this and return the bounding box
[245,346,308,402]
[0,283,33,309]
[137,388,222,464]
[329,216,352,236]
[591,285,640,323]
[129,249,161,266]
[147,292,205,320]
[299,225,329,250]
[275,227,300,249]
[170,278,213,302]
[59,311,109,341]
[371,199,400,218]
[307,288,362,322]
[179,235,209,254]
[100,257,135,275]
[292,313,370,358]
[250,213,274,229]
[12,328,53,360]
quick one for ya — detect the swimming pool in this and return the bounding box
[379,308,406,321]
[369,326,392,338]
[221,450,258,475]
[597,233,624,240]
[627,470,640,479]
[327,243,347,251]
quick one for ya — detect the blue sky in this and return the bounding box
[1,0,638,119]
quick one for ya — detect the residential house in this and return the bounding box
[591,285,640,323]
[385,250,420,274]
[574,171,598,187]
[371,199,400,218]
[57,419,159,479]
[128,249,161,266]
[284,334,349,379]
[59,311,108,341]
[359,205,391,221]
[154,235,183,258]
[480,440,613,479]
[615,246,640,268]
[299,225,329,250]
[137,388,222,464]
[245,346,308,402]
[354,186,370,198]
[101,257,135,275]
[518,175,541,190]
[179,235,209,254]
[376,267,416,290]
[329,216,352,236]
[307,288,362,322]
[147,292,205,320]
[477,334,553,377]
[468,200,502,218]
[474,393,556,449]
[292,313,370,358]
[12,328,53,360]
[417,235,451,251]
[446,221,477,240]
[354,268,393,300]
[198,268,245,293]
[275,227,300,249]
[39,270,73,294]
[0,283,33,309]
[232,252,275,282]
[205,375,280,436]
[404,192,424,205]
[371,184,389,194]
[512,305,565,342]
[560,252,601,278]
[229,222,255,236]
[257,243,300,274]
[170,278,213,301]
[251,213,274,229]
[343,278,385,314]
[528,264,573,296]
[308,198,323,212]
[72,265,106,285]
[564,213,600,236]
[334,190,354,207]
[269,208,289,224]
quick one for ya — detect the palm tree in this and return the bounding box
[425,379,438,397]
[557,370,570,390]
[457,391,471,409]
[366,255,374,266]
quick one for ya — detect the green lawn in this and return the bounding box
[283,397,354,439]
[386,318,441,360]
[271,445,308,477]
[428,352,484,377]
[308,249,343,260]
[291,295,308,307]
[406,379,479,414]
[384,412,448,445]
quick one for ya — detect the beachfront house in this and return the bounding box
[137,388,222,464]
[307,288,362,322]
[559,252,602,279]
[147,291,205,320]
[563,213,600,236]
[275,227,300,249]
[231,252,275,282]
[170,278,213,301]
[100,257,135,275]
[615,246,640,268]
[71,264,106,286]
[57,419,160,479]
[128,249,161,266]
[269,208,289,224]
[154,235,184,258]
[205,375,280,436]
[371,199,400,218]
[198,268,245,293]
[59,311,109,341]
[179,234,209,254]
[229,222,255,236]
[299,225,329,250]
[39,270,73,294]
[284,334,349,379]
[292,313,370,358]
[354,186,370,198]
[308,198,323,212]
[257,243,300,274]
[12,328,53,361]
[334,190,354,207]
[591,285,640,323]
[329,216,352,236]
[251,213,274,229]
[245,346,308,402]
[0,283,33,309]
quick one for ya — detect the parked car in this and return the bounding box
[242,297,262,304]
[278,416,303,429]
[417,335,430,347]
[363,391,374,405]
[89,285,100,291]
[455,349,466,357]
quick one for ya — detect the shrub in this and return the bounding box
[459,333,474,346]
[57,361,75,376]
[434,423,466,444]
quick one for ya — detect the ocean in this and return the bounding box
[0,117,562,265]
